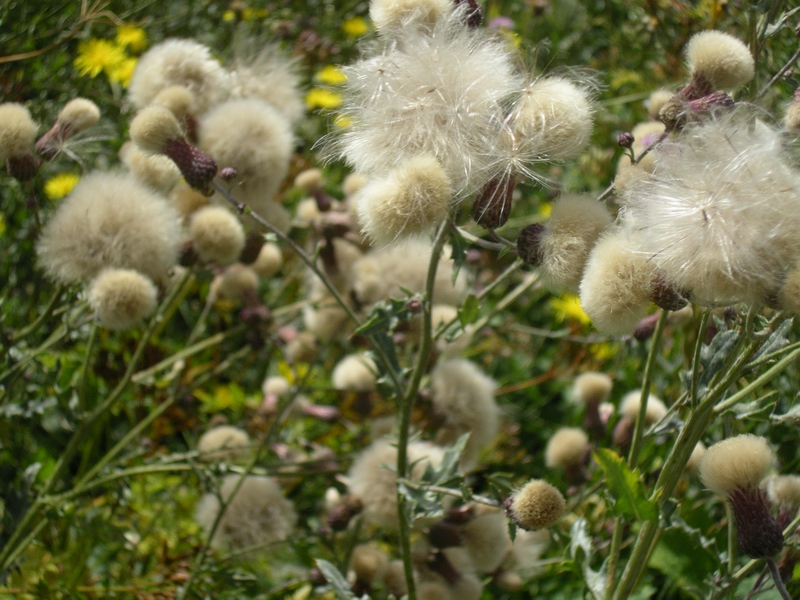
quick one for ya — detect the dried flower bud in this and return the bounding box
[505,480,565,531]
[327,495,363,531]
[617,132,634,148]
[517,223,545,266]
[472,174,515,229]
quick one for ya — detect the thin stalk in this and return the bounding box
[11,285,64,342]
[604,519,625,600]
[76,323,97,411]
[470,271,540,333]
[628,310,667,467]
[766,558,793,600]
[727,503,736,573]
[0,270,192,573]
[396,220,451,600]
[690,309,711,407]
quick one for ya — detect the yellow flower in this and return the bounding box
[305,88,342,110]
[342,16,369,37]
[115,24,147,53]
[44,173,80,200]
[108,57,138,87]
[589,342,618,360]
[74,39,126,78]
[315,65,347,85]
[537,202,552,218]
[550,294,591,325]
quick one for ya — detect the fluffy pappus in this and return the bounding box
[189,205,246,266]
[430,358,499,471]
[87,268,158,330]
[199,98,293,201]
[37,171,181,285]
[0,103,37,161]
[357,154,453,244]
[685,30,754,91]
[537,193,611,292]
[197,425,250,462]
[195,474,297,551]
[129,39,231,115]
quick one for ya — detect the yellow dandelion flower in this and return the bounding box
[115,24,147,53]
[342,16,369,37]
[305,88,342,110]
[550,294,591,325]
[315,65,347,85]
[108,57,138,87]
[74,39,126,78]
[44,173,80,200]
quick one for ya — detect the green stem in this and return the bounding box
[604,519,625,600]
[11,285,64,342]
[396,221,451,600]
[628,310,667,467]
[690,309,711,407]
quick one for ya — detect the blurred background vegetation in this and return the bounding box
[1,0,799,598]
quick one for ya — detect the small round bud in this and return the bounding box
[197,425,250,461]
[505,480,565,531]
[252,242,283,277]
[87,268,158,330]
[617,132,634,148]
[686,31,755,91]
[218,166,237,181]
[0,103,37,162]
[573,372,612,406]
[545,427,589,471]
[190,206,246,265]
[517,223,545,266]
[472,174,515,229]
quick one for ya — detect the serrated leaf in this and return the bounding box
[593,449,657,522]
[315,559,355,600]
[772,400,800,425]
[699,330,739,386]
[458,294,480,326]
[748,318,793,366]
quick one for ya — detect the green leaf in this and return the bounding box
[448,224,468,283]
[593,449,657,522]
[649,525,717,594]
[315,559,356,600]
[458,294,480,326]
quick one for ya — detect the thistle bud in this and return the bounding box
[517,223,545,266]
[327,495,363,531]
[130,105,217,195]
[472,174,515,229]
[36,98,100,159]
[699,435,783,559]
[617,131,634,149]
[505,480,565,531]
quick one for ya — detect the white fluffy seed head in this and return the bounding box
[619,390,667,425]
[0,103,37,161]
[189,206,246,265]
[331,353,378,391]
[197,425,250,461]
[700,433,775,496]
[370,0,454,34]
[685,31,754,91]
[578,230,655,335]
[699,434,774,496]
[765,475,800,515]
[350,543,389,582]
[685,441,706,474]
[357,154,453,244]
[252,242,283,277]
[87,268,158,330]
[334,7,521,199]
[511,77,594,161]
[58,98,100,134]
[646,90,674,120]
[538,194,611,292]
[229,43,304,125]
[545,427,589,469]
[153,85,194,120]
[199,98,293,199]
[430,358,499,471]
[352,237,470,308]
[461,509,512,573]
[573,371,613,405]
[129,39,231,115]
[120,142,181,194]
[213,264,259,301]
[777,268,800,313]
[194,475,296,550]
[130,105,183,154]
[620,113,800,306]
[294,168,323,192]
[508,480,565,530]
[38,171,181,285]
[348,439,444,530]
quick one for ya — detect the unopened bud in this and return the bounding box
[517,223,545,266]
[650,275,688,312]
[472,174,515,229]
[327,495,363,531]
[617,132,634,148]
[428,521,462,548]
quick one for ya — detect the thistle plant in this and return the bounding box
[2,1,800,599]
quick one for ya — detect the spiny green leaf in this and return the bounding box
[458,294,480,326]
[593,448,657,522]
